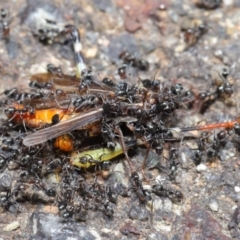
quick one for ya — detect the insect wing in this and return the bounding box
[30,73,79,92]
[23,107,103,147]
[30,72,114,95]
[20,95,73,110]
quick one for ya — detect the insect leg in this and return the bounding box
[115,126,133,173]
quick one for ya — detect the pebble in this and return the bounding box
[128,205,149,221]
[0,173,12,191]
[88,229,101,240]
[43,205,58,214]
[223,0,234,6]
[154,221,171,232]
[209,200,219,212]
[196,163,207,172]
[163,199,172,211]
[3,221,20,232]
[153,198,163,211]
[85,47,98,58]
[111,162,128,186]
[234,186,240,193]
[147,232,168,240]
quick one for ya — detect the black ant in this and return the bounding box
[168,146,180,180]
[119,51,149,71]
[118,65,127,79]
[0,8,10,41]
[102,77,116,88]
[0,190,18,213]
[141,78,160,92]
[43,158,62,175]
[130,172,152,204]
[57,197,74,219]
[152,183,183,204]
[181,17,208,46]
[47,64,63,76]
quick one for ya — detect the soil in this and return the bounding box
[0,0,240,239]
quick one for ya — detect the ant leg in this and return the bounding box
[115,126,133,173]
[141,146,150,182]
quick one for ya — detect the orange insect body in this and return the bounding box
[54,134,74,152]
[6,104,73,128]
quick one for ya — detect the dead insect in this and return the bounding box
[70,141,136,169]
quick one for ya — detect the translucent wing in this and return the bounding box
[23,107,103,147]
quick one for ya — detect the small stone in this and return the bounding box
[196,163,207,172]
[3,221,20,231]
[163,199,172,210]
[147,232,168,240]
[120,222,141,236]
[155,221,171,232]
[128,205,149,221]
[209,200,219,212]
[234,186,240,192]
[174,43,185,53]
[7,161,19,170]
[214,49,223,57]
[223,0,234,6]
[43,205,58,214]
[85,47,98,59]
[153,198,163,211]
[0,173,12,191]
[89,229,101,240]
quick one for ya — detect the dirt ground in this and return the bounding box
[0,0,240,239]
